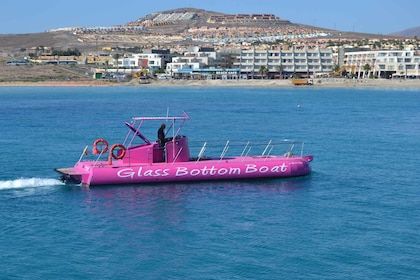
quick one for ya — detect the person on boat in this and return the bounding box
[158,123,171,147]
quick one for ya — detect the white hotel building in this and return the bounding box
[116,49,172,72]
[235,47,334,78]
[342,49,420,79]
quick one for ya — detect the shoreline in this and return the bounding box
[0,78,420,88]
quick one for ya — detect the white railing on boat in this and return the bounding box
[188,139,305,162]
[81,139,307,165]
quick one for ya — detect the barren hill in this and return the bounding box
[126,8,294,32]
[0,32,86,60]
[0,8,326,54]
[0,7,403,59]
[390,26,420,37]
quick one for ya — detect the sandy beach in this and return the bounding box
[0,77,420,88]
[146,78,420,88]
[1,63,419,88]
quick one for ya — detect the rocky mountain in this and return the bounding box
[390,26,420,38]
[0,7,410,58]
[124,8,295,32]
[0,8,327,56]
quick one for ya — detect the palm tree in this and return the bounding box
[363,63,371,78]
[112,53,121,73]
[277,65,284,79]
[259,66,269,79]
[104,60,109,73]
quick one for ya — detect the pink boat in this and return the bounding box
[55,112,313,186]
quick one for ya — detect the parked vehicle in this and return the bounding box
[292,78,313,86]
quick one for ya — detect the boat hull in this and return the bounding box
[56,156,313,186]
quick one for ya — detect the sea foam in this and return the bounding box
[0,178,63,190]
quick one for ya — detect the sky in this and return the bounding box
[0,0,418,35]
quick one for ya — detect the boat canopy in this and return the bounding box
[124,112,190,146]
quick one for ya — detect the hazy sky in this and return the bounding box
[1,0,418,35]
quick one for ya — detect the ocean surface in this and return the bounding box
[0,86,419,279]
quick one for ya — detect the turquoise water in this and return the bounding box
[0,86,419,279]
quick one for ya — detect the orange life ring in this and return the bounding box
[110,143,126,160]
[93,138,109,154]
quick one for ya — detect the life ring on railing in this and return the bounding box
[93,138,109,154]
[110,144,126,160]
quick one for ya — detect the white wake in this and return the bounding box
[0,178,64,190]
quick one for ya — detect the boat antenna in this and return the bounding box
[165,107,174,139]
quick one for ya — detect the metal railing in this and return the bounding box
[189,139,305,162]
[80,139,307,165]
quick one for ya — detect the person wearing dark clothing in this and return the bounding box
[158,123,166,143]
[158,123,171,147]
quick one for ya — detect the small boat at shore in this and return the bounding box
[55,112,314,186]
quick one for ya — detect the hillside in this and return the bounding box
[390,26,420,37]
[0,32,87,60]
[125,8,294,31]
[0,9,333,51]
[0,7,409,59]
[0,64,94,83]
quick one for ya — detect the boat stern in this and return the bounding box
[54,167,90,185]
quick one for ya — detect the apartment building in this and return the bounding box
[165,46,217,77]
[343,49,420,79]
[117,49,171,72]
[235,47,334,78]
